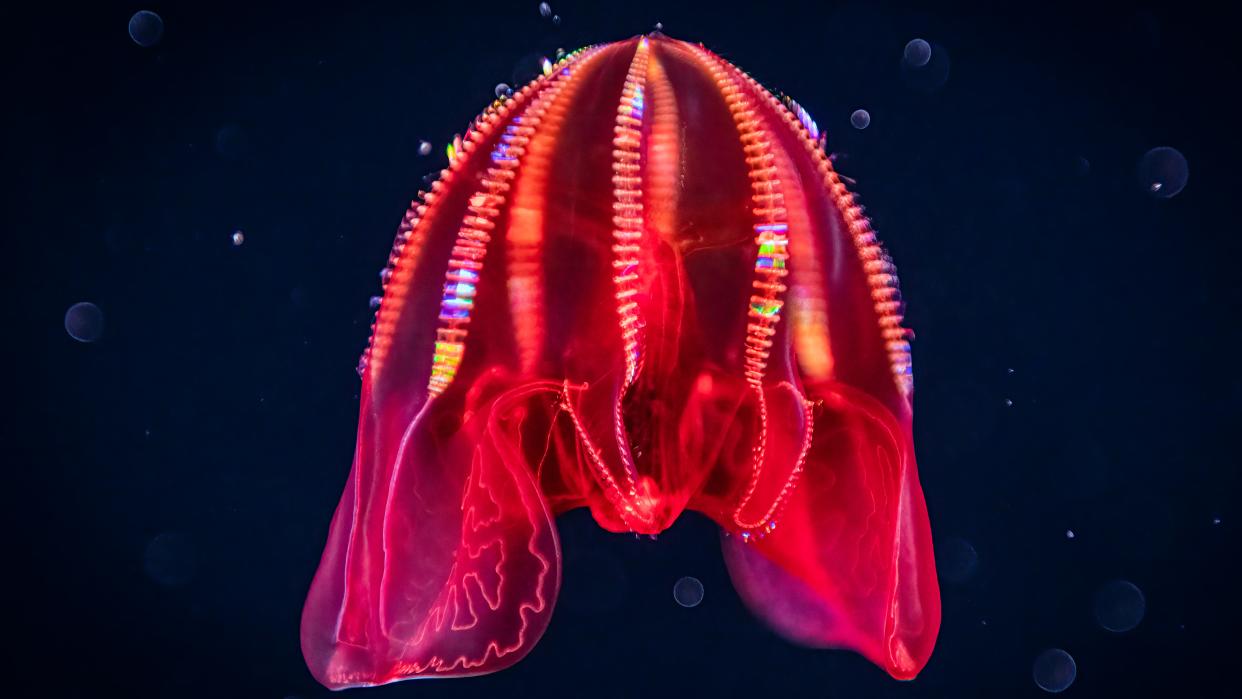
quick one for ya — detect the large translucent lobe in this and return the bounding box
[301,34,939,689]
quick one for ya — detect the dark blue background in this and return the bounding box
[11,1,1238,696]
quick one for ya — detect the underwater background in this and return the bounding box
[10,0,1239,696]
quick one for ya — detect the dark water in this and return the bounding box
[10,1,1238,696]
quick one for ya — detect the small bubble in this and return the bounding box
[1094,579,1145,632]
[144,531,197,586]
[418,140,432,156]
[1138,146,1188,198]
[65,302,105,343]
[850,109,871,130]
[903,38,932,67]
[128,10,164,48]
[231,230,245,246]
[937,537,978,584]
[1033,649,1076,693]
[495,82,512,98]
[539,2,552,18]
[1066,529,1076,539]
[673,576,705,608]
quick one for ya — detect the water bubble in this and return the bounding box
[937,537,978,583]
[128,10,164,48]
[1138,146,1188,198]
[903,38,932,67]
[850,109,871,130]
[539,2,552,18]
[673,576,705,608]
[144,531,197,586]
[418,140,432,156]
[1094,579,1145,632]
[64,302,105,343]
[1033,649,1076,693]
[495,83,512,99]
[231,230,245,246]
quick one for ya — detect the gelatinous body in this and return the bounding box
[302,34,939,689]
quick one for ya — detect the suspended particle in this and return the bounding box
[418,140,432,156]
[1032,649,1076,693]
[1093,580,1146,632]
[64,302,105,343]
[231,230,245,246]
[902,42,951,92]
[553,14,561,25]
[903,38,932,67]
[673,576,705,608]
[128,10,164,48]
[144,531,197,586]
[1138,146,1188,198]
[937,537,978,584]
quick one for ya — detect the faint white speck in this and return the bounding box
[1066,529,1075,539]
[231,230,245,246]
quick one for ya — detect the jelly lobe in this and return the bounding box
[302,33,938,689]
